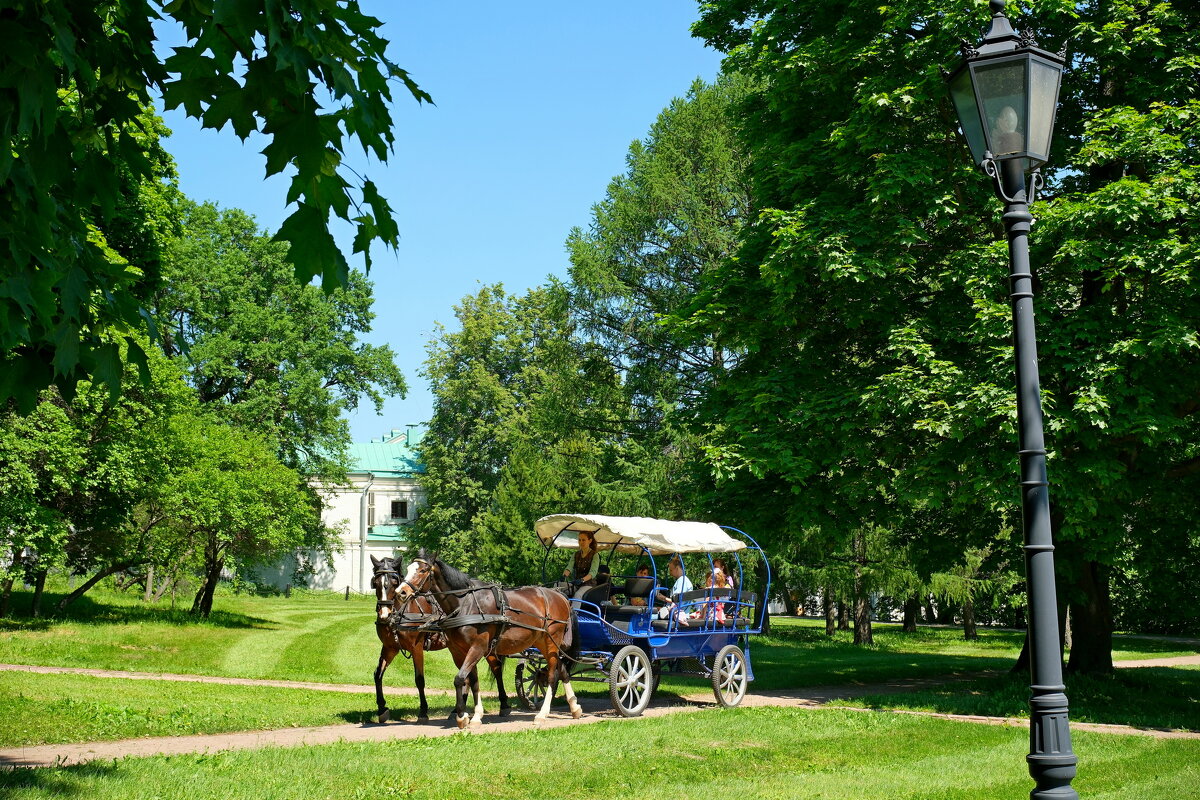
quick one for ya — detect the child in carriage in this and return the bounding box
[690,568,728,624]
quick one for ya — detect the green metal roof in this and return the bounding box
[346,428,424,476]
[367,525,409,542]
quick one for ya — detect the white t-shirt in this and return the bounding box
[671,574,694,599]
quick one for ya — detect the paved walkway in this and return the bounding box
[2,655,1197,770]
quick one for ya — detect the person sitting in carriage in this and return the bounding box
[629,564,651,607]
[562,530,601,585]
[655,555,693,625]
[690,568,728,624]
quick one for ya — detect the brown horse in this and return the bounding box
[370,555,451,722]
[397,549,581,728]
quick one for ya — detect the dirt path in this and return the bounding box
[0,663,439,697]
[5,652,1196,690]
[2,656,1197,770]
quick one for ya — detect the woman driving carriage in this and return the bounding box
[562,530,601,584]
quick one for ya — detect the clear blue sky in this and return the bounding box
[159,1,723,442]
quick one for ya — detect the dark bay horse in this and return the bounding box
[370,555,450,722]
[397,548,581,728]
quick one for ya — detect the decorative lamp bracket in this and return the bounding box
[983,157,1045,205]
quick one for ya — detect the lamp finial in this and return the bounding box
[990,0,1006,15]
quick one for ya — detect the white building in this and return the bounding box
[259,427,426,592]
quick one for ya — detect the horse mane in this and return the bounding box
[435,557,486,591]
[414,547,485,591]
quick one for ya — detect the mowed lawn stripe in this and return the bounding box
[221,609,365,681]
[273,613,382,683]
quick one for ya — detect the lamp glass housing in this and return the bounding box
[950,49,1064,169]
[949,68,987,165]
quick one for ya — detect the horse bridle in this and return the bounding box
[372,566,403,615]
[398,557,435,599]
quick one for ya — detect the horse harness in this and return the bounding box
[373,565,446,652]
[406,558,571,657]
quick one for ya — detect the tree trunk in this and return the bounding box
[851,531,872,645]
[902,595,920,633]
[192,544,225,619]
[924,594,937,623]
[1012,632,1030,674]
[936,599,957,625]
[962,596,977,640]
[0,574,13,618]
[29,569,48,618]
[58,559,145,611]
[1066,558,1114,674]
[780,584,798,616]
[837,600,850,630]
[823,590,836,636]
[152,572,174,602]
[144,564,154,603]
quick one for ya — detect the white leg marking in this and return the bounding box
[563,679,582,718]
[535,678,556,722]
[471,691,485,726]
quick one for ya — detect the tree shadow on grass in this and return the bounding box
[0,591,269,630]
[847,667,1200,732]
[1112,633,1200,655]
[0,758,121,795]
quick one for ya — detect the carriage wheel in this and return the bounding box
[608,645,653,717]
[711,644,748,708]
[515,657,548,711]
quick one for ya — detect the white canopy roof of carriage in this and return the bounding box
[535,514,747,556]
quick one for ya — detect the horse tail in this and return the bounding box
[564,602,580,665]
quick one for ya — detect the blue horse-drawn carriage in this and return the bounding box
[515,514,771,717]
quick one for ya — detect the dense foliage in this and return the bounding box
[688,0,1200,667]
[0,0,427,409]
[155,201,406,477]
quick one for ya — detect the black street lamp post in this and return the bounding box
[947,2,1078,799]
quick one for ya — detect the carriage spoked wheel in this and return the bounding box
[608,645,653,717]
[711,644,748,708]
[515,656,549,711]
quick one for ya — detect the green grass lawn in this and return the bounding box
[1,707,1197,800]
[0,670,388,747]
[2,581,1197,747]
[843,665,1200,732]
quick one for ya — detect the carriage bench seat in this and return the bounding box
[602,605,651,623]
[600,576,655,624]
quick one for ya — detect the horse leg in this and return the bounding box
[411,642,429,720]
[453,641,488,730]
[534,650,561,724]
[486,654,510,717]
[468,665,486,727]
[560,657,583,719]
[374,643,398,723]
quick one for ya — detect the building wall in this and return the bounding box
[255,472,425,592]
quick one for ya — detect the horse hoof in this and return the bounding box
[571,708,583,719]
[417,712,429,721]
[470,716,483,728]
[533,714,548,726]
[377,708,390,724]
[498,706,512,717]
[456,714,470,730]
